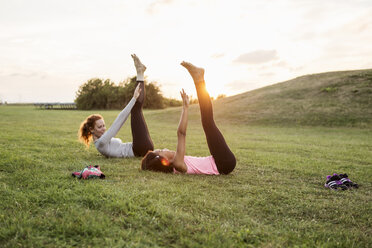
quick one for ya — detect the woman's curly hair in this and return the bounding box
[78,114,103,148]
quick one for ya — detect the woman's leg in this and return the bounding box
[131,54,154,156]
[181,62,236,174]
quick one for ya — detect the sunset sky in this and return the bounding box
[1,0,372,103]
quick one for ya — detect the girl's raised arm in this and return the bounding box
[171,89,189,173]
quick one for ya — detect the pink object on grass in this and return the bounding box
[72,165,105,179]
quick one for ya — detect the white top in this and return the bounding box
[94,97,136,158]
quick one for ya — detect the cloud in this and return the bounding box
[8,72,38,77]
[225,80,255,91]
[256,60,303,73]
[307,10,372,65]
[211,53,225,59]
[0,71,48,80]
[225,80,245,91]
[147,0,174,14]
[226,79,279,94]
[259,72,275,77]
[233,50,278,65]
[273,61,288,68]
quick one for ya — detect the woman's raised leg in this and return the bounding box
[131,54,154,156]
[181,62,236,174]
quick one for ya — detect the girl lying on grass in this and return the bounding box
[141,62,236,175]
[79,54,154,158]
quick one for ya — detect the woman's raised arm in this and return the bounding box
[171,89,189,173]
[96,85,141,145]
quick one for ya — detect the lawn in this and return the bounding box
[0,106,371,247]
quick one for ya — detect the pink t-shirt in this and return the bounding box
[174,155,220,175]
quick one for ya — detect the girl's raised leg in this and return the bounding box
[131,54,154,156]
[181,62,236,174]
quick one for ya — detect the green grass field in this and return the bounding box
[0,105,371,248]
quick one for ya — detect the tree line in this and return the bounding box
[75,77,182,110]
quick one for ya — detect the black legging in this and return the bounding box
[131,81,154,156]
[195,82,236,174]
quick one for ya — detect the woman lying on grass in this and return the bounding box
[141,62,236,175]
[79,54,154,158]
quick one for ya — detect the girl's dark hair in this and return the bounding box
[141,151,173,173]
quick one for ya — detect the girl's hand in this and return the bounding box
[133,84,142,99]
[180,89,189,108]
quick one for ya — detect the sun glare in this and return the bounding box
[205,81,226,99]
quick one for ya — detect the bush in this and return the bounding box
[217,94,226,99]
[75,77,181,110]
[164,98,182,107]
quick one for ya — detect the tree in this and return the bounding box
[75,76,181,110]
[75,78,118,109]
[119,77,168,109]
[144,82,165,109]
[217,94,226,100]
[164,98,182,107]
[189,95,199,105]
[75,78,103,110]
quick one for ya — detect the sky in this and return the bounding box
[1,0,372,103]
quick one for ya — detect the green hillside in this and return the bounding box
[209,69,372,127]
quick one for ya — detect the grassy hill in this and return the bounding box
[207,69,372,127]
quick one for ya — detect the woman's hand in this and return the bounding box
[133,84,142,100]
[180,89,189,108]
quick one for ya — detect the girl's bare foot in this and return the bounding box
[181,61,205,84]
[131,54,146,81]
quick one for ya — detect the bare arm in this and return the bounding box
[172,89,189,173]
